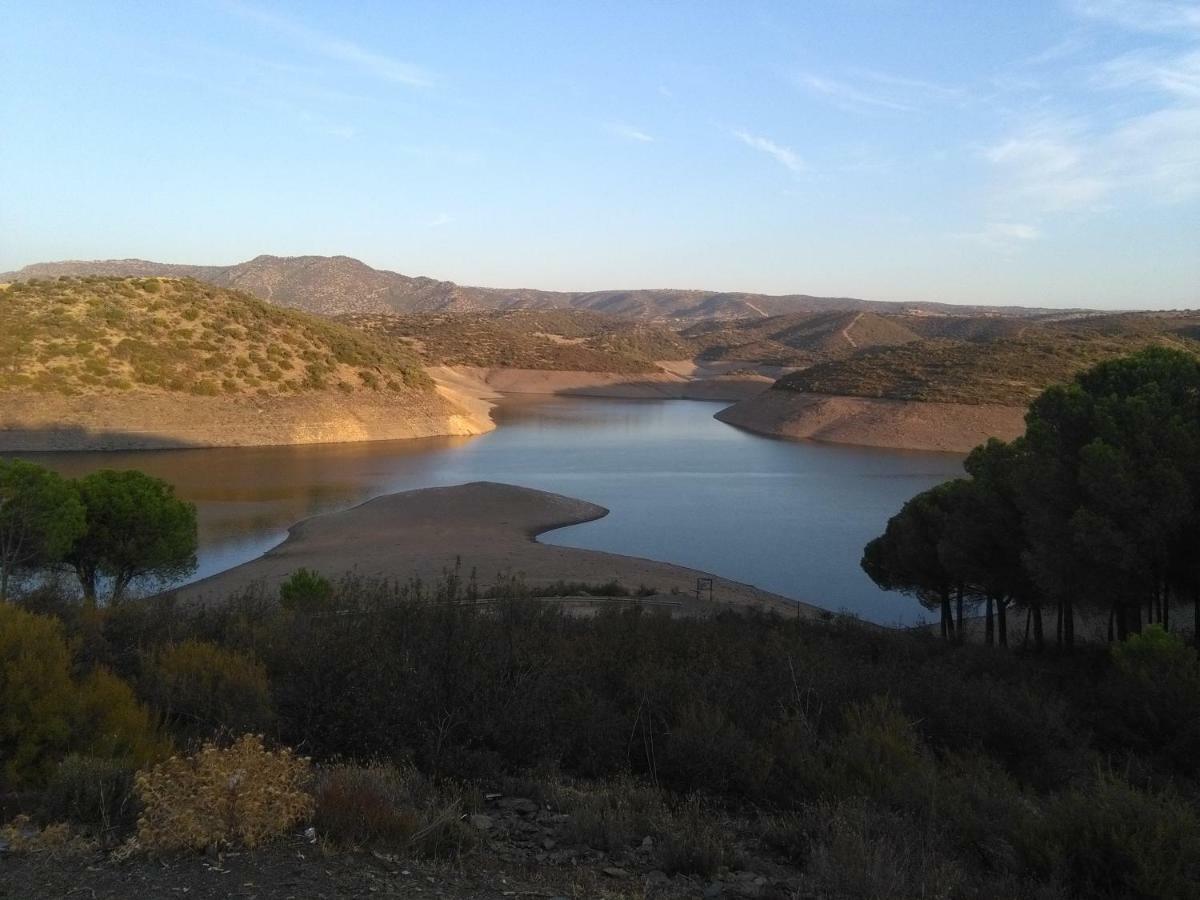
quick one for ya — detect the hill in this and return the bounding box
[2,255,1079,321]
[0,276,491,449]
[683,311,922,366]
[340,309,692,373]
[776,324,1200,406]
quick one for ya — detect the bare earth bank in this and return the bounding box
[716,389,1026,454]
[0,387,494,452]
[430,365,773,402]
[172,481,811,618]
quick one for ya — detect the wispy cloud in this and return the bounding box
[608,122,655,143]
[734,130,804,173]
[954,221,1043,249]
[428,212,453,228]
[1069,0,1200,34]
[226,2,433,87]
[794,74,915,112]
[794,69,964,114]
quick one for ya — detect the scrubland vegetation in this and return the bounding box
[0,276,429,396]
[781,326,1200,406]
[341,309,692,372]
[3,569,1200,897]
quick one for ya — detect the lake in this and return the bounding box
[20,397,964,625]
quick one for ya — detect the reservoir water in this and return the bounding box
[21,397,964,625]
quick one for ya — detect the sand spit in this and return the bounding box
[0,387,494,452]
[431,365,773,402]
[716,389,1026,454]
[172,481,810,617]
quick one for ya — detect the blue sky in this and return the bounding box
[2,1,1198,308]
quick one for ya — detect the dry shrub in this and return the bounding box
[40,755,138,842]
[657,794,738,877]
[0,814,93,854]
[134,734,312,851]
[550,775,668,852]
[314,763,475,857]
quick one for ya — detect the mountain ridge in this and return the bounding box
[1,254,1087,321]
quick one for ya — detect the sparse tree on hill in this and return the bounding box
[66,469,198,605]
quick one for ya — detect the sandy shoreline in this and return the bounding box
[430,365,773,402]
[172,481,814,618]
[715,389,1026,454]
[0,388,494,452]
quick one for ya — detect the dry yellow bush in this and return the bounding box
[134,735,313,851]
[0,814,94,854]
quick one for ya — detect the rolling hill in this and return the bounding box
[0,276,490,450]
[683,311,922,366]
[2,255,1080,321]
[340,309,693,373]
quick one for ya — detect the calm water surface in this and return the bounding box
[22,398,964,625]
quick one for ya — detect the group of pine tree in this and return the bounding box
[864,346,1200,649]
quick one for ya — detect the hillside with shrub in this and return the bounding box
[684,311,922,366]
[776,324,1200,406]
[340,309,693,373]
[0,276,430,397]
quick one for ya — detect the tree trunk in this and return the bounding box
[941,590,954,642]
[998,598,1008,648]
[1055,600,1063,647]
[0,566,7,601]
[1023,607,1031,649]
[1194,588,1199,651]
[1162,586,1170,632]
[1116,601,1127,641]
[955,584,964,644]
[1064,596,1074,649]
[985,595,995,647]
[74,563,98,608]
[1130,600,1142,635]
[1108,603,1115,642]
[1033,605,1044,652]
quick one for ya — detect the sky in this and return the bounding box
[2,1,1198,309]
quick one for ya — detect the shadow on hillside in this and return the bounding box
[0,425,203,453]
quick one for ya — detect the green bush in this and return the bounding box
[142,640,273,744]
[279,568,335,611]
[40,755,138,842]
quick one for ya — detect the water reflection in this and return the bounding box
[15,397,963,625]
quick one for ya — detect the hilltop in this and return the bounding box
[0,277,491,450]
[340,309,692,373]
[2,255,1078,321]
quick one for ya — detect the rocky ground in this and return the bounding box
[1,790,803,900]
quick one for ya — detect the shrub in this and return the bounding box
[279,568,335,611]
[143,640,273,744]
[0,604,75,784]
[312,762,472,856]
[830,694,931,801]
[1039,773,1200,900]
[552,775,667,852]
[657,794,738,877]
[133,735,313,851]
[74,667,169,766]
[40,755,138,842]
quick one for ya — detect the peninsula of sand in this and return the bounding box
[714,388,1026,453]
[172,481,812,618]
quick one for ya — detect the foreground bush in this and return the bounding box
[141,640,273,744]
[133,735,312,851]
[313,763,475,856]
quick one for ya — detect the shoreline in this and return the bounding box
[171,481,815,619]
[714,389,1026,454]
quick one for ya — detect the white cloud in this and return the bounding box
[608,122,655,143]
[428,213,453,228]
[227,2,432,87]
[734,130,805,174]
